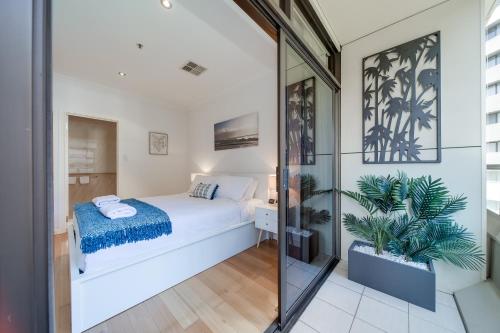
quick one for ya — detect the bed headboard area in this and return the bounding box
[191,172,271,201]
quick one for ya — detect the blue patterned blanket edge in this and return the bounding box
[74,198,172,254]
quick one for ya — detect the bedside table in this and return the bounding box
[255,204,278,247]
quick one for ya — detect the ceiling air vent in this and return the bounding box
[181,61,207,76]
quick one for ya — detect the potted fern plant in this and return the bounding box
[342,172,484,311]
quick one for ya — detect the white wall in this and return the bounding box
[53,74,190,233]
[340,0,484,292]
[188,70,277,175]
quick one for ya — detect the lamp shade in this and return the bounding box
[268,174,277,200]
[190,173,206,182]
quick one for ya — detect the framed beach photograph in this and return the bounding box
[214,112,259,151]
[149,132,168,155]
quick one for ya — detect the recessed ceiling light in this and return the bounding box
[118,72,127,77]
[160,0,172,9]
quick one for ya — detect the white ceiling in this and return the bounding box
[53,0,276,110]
[315,0,448,45]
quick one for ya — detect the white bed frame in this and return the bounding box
[68,173,270,332]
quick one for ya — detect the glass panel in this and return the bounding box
[488,55,497,68]
[290,1,330,68]
[488,142,498,152]
[488,112,498,124]
[488,84,497,96]
[284,43,334,311]
[487,24,499,40]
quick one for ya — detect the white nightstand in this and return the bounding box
[255,204,278,247]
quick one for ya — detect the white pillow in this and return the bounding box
[243,179,258,200]
[215,175,253,202]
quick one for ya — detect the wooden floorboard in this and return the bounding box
[53,234,278,333]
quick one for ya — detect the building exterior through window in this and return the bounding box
[487,5,500,213]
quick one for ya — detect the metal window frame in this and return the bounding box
[291,0,341,80]
[249,0,340,88]
[34,0,53,331]
[487,111,500,124]
[276,32,341,333]
[270,0,341,81]
[487,23,500,40]
[243,1,342,331]
[487,53,499,68]
[487,81,500,95]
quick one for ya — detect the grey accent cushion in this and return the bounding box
[190,183,219,200]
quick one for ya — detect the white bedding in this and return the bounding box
[74,193,262,274]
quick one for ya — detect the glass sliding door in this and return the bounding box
[278,30,338,328]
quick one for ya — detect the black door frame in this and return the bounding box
[250,0,340,87]
[276,23,341,333]
[247,1,342,332]
[0,0,52,332]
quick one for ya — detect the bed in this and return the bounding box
[68,173,269,333]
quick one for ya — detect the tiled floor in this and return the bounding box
[286,254,330,310]
[291,261,466,333]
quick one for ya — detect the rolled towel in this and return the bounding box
[79,176,90,185]
[99,203,137,220]
[92,195,120,208]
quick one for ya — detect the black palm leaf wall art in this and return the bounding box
[287,77,316,165]
[362,32,441,164]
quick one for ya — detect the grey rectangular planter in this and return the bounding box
[348,240,436,311]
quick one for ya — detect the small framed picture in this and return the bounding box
[149,132,168,155]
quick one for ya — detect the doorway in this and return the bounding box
[67,115,117,219]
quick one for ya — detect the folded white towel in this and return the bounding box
[99,203,137,219]
[68,176,77,185]
[79,176,90,185]
[92,195,120,208]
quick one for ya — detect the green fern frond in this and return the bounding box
[352,175,406,214]
[358,175,386,200]
[391,172,409,209]
[341,191,378,215]
[343,214,373,241]
[436,241,485,270]
[403,222,485,270]
[388,214,421,240]
[410,176,446,218]
[423,195,467,221]
[343,214,393,254]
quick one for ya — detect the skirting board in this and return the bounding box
[68,222,259,332]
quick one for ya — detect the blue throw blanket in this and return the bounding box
[74,199,172,254]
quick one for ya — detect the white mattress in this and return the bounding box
[74,193,262,274]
